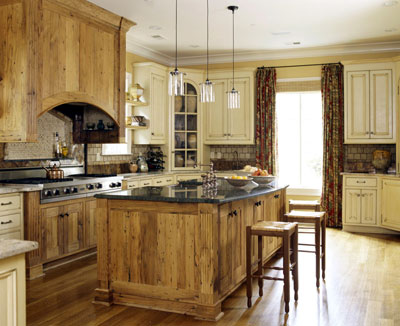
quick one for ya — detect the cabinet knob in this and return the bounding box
[59,214,64,218]
[1,220,12,225]
[370,131,374,135]
[65,213,69,217]
[274,194,279,198]
[232,210,238,216]
[151,132,154,136]
[1,201,12,206]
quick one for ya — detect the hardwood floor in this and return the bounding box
[26,229,400,326]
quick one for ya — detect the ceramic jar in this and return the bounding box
[188,134,197,148]
[372,150,391,173]
[175,153,184,167]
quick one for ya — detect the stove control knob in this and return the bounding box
[110,183,116,188]
[87,184,94,190]
[95,183,103,189]
[72,187,78,193]
[44,190,52,197]
[53,189,60,196]
[63,188,71,194]
[116,182,122,187]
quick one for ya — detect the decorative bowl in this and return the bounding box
[225,177,254,187]
[372,150,391,173]
[86,122,95,130]
[251,175,276,187]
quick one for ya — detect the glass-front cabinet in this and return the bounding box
[172,82,200,169]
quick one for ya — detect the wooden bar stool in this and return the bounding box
[289,199,320,212]
[246,221,299,313]
[284,210,326,287]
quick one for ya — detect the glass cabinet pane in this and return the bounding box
[175,132,185,148]
[175,96,185,112]
[175,115,185,131]
[187,133,197,149]
[187,115,197,131]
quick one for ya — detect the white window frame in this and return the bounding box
[276,85,322,196]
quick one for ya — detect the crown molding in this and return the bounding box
[126,35,400,67]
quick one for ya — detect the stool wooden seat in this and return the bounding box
[289,200,320,212]
[246,221,299,313]
[284,210,326,287]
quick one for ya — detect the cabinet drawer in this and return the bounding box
[153,176,176,186]
[126,180,140,189]
[0,230,21,240]
[139,179,153,187]
[176,174,202,182]
[0,195,21,212]
[345,177,377,187]
[0,213,21,232]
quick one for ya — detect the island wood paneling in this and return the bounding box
[95,190,286,321]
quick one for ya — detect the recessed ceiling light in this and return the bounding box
[151,34,165,40]
[149,25,162,31]
[189,45,200,48]
[385,28,398,32]
[383,0,398,6]
[272,31,291,36]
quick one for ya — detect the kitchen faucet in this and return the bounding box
[194,162,217,189]
[233,151,239,170]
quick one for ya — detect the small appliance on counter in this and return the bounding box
[146,148,166,172]
[136,153,148,173]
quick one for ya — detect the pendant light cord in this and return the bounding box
[232,7,235,90]
[175,0,178,70]
[206,0,209,80]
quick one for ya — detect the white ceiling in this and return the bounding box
[89,0,400,65]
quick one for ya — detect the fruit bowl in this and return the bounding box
[225,176,254,187]
[251,175,275,187]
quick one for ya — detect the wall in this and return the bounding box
[344,144,396,172]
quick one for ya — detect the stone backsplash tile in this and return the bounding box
[344,144,396,172]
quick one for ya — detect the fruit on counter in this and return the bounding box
[231,176,248,180]
[243,165,258,173]
[251,169,273,177]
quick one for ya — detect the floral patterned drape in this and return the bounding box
[255,68,277,174]
[321,64,344,228]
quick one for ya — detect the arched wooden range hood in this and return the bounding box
[0,0,135,143]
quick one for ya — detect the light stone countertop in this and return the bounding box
[118,170,238,180]
[341,172,400,177]
[0,184,43,194]
[0,239,38,260]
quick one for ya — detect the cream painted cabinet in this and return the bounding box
[132,63,168,145]
[343,176,378,227]
[381,178,400,231]
[204,70,254,145]
[345,63,396,144]
[0,193,23,240]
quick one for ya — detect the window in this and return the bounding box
[276,91,322,194]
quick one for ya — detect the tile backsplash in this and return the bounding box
[344,144,396,172]
[210,145,257,170]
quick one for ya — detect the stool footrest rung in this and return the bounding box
[252,275,284,282]
[263,265,284,271]
[298,231,316,234]
[299,249,316,253]
[299,243,316,247]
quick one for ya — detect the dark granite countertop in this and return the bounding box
[95,180,288,204]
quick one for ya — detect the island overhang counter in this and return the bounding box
[94,183,288,321]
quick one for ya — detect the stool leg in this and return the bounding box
[315,220,321,288]
[283,231,290,313]
[293,225,299,301]
[322,216,326,280]
[258,236,263,297]
[246,227,252,308]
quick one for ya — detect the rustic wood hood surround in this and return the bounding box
[0,0,135,143]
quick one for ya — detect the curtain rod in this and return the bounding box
[257,62,342,69]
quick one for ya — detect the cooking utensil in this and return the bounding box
[43,164,64,179]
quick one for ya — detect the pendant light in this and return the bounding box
[169,0,184,96]
[200,0,215,103]
[227,5,240,109]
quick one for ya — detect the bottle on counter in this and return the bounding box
[54,132,61,158]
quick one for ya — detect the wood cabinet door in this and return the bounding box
[149,71,167,143]
[360,190,377,225]
[346,71,370,140]
[41,206,63,261]
[369,70,393,140]
[85,199,97,248]
[203,79,228,143]
[344,189,361,224]
[227,77,252,143]
[62,202,84,254]
[218,203,233,295]
[0,1,37,142]
[381,180,400,231]
[231,201,246,284]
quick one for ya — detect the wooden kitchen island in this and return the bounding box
[94,181,287,321]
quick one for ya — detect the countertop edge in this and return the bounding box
[0,184,43,194]
[0,240,39,260]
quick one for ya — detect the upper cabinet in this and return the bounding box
[131,63,168,145]
[203,69,255,145]
[344,63,396,144]
[0,0,134,142]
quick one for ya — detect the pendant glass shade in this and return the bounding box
[227,88,240,109]
[200,80,215,103]
[169,68,184,96]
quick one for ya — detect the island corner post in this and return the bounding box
[93,188,286,321]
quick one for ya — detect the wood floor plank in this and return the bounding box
[27,229,400,326]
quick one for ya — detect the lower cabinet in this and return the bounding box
[344,189,377,225]
[85,199,97,248]
[41,202,84,261]
[381,179,400,231]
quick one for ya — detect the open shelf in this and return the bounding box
[126,125,148,130]
[126,100,148,107]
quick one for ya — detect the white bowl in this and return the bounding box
[251,175,275,186]
[225,177,254,187]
